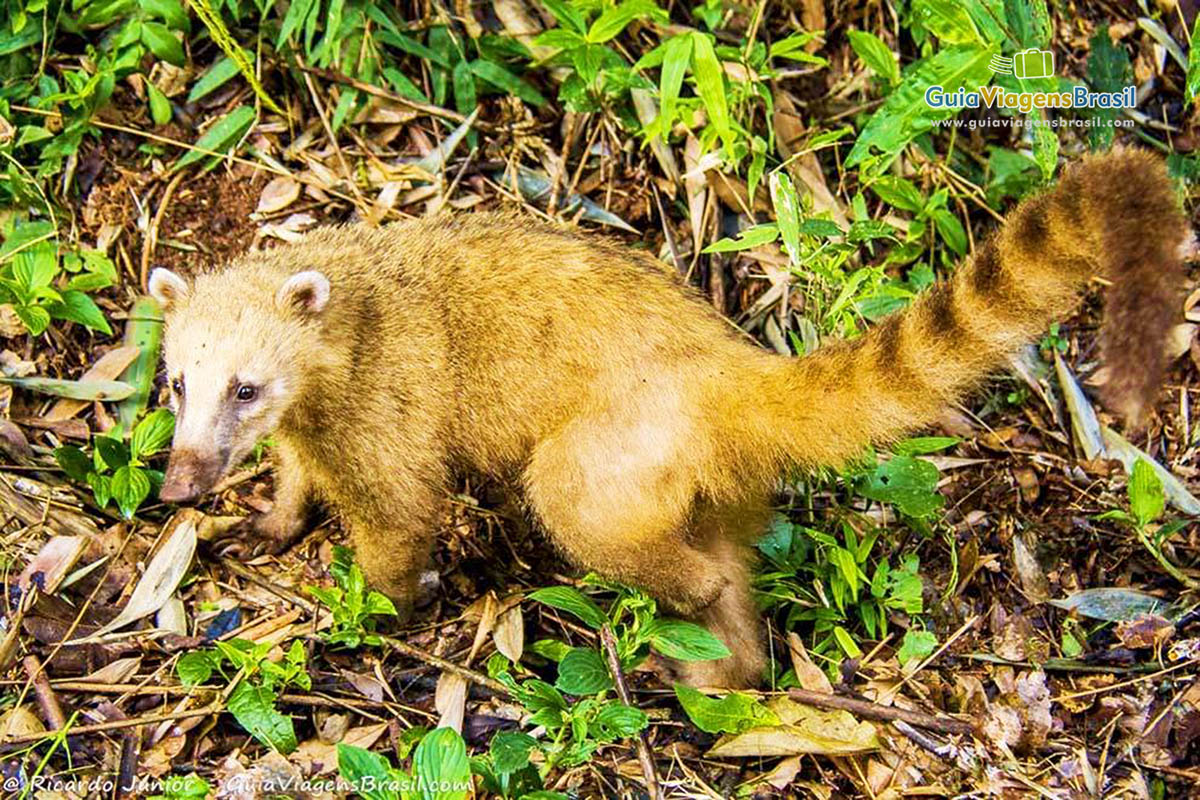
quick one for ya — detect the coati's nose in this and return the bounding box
[159,452,219,504]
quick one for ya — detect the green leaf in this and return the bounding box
[587,0,665,44]
[657,33,692,136]
[412,727,471,800]
[174,105,256,171]
[489,730,537,774]
[555,647,613,695]
[799,218,844,237]
[337,744,398,800]
[892,436,960,455]
[702,223,779,253]
[846,44,997,170]
[594,702,648,737]
[132,408,175,459]
[228,682,296,753]
[645,619,731,662]
[111,465,151,518]
[45,290,112,334]
[177,651,215,687]
[147,82,172,126]
[13,305,50,335]
[539,0,587,34]
[452,59,476,118]
[1048,587,1171,622]
[141,21,185,66]
[674,684,779,734]
[1005,0,1052,49]
[468,60,545,106]
[856,455,945,517]
[188,56,241,103]
[0,375,133,401]
[896,629,938,666]
[94,435,130,469]
[768,172,802,267]
[528,586,607,629]
[931,208,967,255]
[690,32,731,147]
[912,0,983,44]
[847,30,899,86]
[54,446,93,483]
[141,0,190,31]
[1129,459,1165,528]
[1188,15,1200,105]
[833,625,863,658]
[869,176,923,212]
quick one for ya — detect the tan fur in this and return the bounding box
[153,148,1188,687]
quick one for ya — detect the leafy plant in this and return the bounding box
[1098,459,1198,588]
[338,726,473,800]
[0,219,116,336]
[55,408,175,518]
[176,637,311,753]
[147,774,212,800]
[307,545,398,648]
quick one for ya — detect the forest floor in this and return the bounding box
[1,0,1200,798]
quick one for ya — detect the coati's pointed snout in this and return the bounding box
[159,451,224,503]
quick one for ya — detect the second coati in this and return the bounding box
[151,148,1188,688]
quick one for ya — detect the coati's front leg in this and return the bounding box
[252,439,315,553]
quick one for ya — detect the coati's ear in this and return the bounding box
[148,268,190,310]
[275,270,331,316]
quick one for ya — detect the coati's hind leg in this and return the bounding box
[669,498,773,689]
[523,414,730,618]
[252,438,316,553]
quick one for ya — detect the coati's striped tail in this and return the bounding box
[769,147,1189,468]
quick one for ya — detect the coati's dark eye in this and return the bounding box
[171,378,183,395]
[235,384,257,402]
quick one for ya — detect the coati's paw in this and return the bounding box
[248,509,308,555]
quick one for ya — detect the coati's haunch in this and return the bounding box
[151,148,1188,688]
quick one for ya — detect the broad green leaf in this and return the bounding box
[13,305,50,335]
[769,172,801,267]
[1188,15,1200,105]
[469,60,545,106]
[141,21,185,66]
[931,208,967,255]
[46,289,112,334]
[54,446,92,483]
[1048,587,1172,622]
[555,647,613,695]
[587,0,665,43]
[141,0,190,31]
[228,682,296,753]
[832,625,862,658]
[489,730,537,774]
[846,44,997,170]
[111,465,151,518]
[594,702,648,737]
[147,82,172,126]
[847,30,899,86]
[690,32,731,146]
[1129,459,1165,528]
[1005,0,1052,50]
[412,727,471,800]
[869,176,923,212]
[645,619,731,661]
[657,33,692,136]
[702,224,779,253]
[856,455,945,517]
[892,436,960,455]
[528,586,607,629]
[176,651,215,687]
[132,408,175,459]
[896,629,938,666]
[174,105,256,170]
[675,685,780,734]
[337,744,398,800]
[912,0,982,45]
[539,0,587,34]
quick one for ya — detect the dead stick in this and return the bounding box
[600,625,661,800]
[0,705,221,748]
[22,655,66,731]
[380,636,509,695]
[786,688,976,737]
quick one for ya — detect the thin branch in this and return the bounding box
[600,625,661,800]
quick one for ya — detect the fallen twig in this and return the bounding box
[600,624,661,800]
[786,688,976,737]
[22,655,66,731]
[380,635,509,695]
[0,705,221,749]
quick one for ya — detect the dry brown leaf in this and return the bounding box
[0,705,45,742]
[1011,532,1050,603]
[436,671,468,733]
[493,601,525,663]
[1115,613,1175,649]
[255,176,301,215]
[43,345,139,421]
[79,656,142,684]
[18,536,86,594]
[787,633,833,694]
[683,134,708,255]
[293,722,388,776]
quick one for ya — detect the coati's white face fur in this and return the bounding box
[149,267,330,503]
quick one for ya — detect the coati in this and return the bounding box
[151,148,1188,688]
